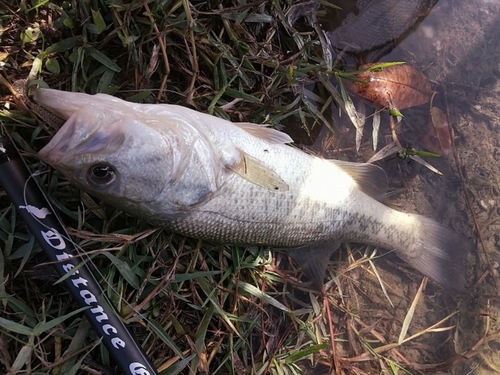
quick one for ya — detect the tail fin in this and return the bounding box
[398,216,472,291]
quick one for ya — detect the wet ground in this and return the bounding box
[295,0,500,373]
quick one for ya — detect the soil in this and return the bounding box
[299,0,500,373]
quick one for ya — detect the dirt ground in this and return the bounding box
[300,0,500,373]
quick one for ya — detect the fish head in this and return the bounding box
[38,105,171,205]
[36,88,230,215]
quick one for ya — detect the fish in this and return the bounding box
[326,0,438,56]
[34,88,471,290]
[288,0,438,63]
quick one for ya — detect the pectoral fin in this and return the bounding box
[283,242,340,290]
[229,151,289,191]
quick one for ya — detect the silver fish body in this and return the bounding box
[35,88,471,289]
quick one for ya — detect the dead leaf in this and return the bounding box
[350,63,432,110]
[422,106,453,154]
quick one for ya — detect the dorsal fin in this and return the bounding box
[330,160,388,199]
[229,150,289,191]
[234,122,293,144]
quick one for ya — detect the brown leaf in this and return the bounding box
[422,106,453,154]
[350,63,432,110]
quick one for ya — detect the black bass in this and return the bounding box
[35,88,471,289]
[288,0,438,62]
[326,0,438,55]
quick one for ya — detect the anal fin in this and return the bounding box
[283,242,340,290]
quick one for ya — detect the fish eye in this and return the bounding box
[88,164,116,186]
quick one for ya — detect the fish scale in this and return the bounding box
[327,0,438,52]
[34,88,471,290]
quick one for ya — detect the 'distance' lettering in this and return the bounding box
[41,227,128,356]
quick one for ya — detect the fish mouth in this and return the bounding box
[33,88,88,120]
[38,108,127,168]
[38,115,78,166]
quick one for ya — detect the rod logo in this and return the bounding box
[130,362,151,375]
[19,204,51,219]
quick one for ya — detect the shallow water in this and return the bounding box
[291,0,500,373]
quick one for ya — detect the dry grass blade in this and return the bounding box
[366,253,393,309]
[408,154,443,175]
[400,311,458,345]
[371,110,381,150]
[367,141,400,163]
[398,277,426,345]
[336,75,365,151]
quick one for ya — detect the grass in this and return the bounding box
[0,1,477,374]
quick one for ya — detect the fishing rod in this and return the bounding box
[0,130,159,375]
